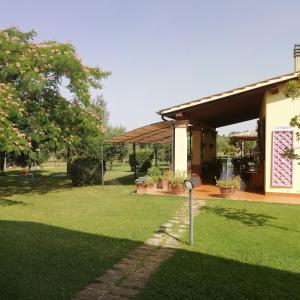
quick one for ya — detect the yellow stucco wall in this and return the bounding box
[174,121,188,172]
[265,84,300,194]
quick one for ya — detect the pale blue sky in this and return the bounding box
[1,0,300,134]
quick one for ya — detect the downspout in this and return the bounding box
[171,122,175,172]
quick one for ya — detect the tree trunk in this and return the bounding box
[0,152,6,175]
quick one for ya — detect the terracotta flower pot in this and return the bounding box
[219,186,236,198]
[136,184,155,194]
[171,184,185,195]
[161,178,170,191]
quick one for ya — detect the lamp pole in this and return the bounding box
[184,179,195,245]
[189,187,193,245]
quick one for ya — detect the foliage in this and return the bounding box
[222,143,236,157]
[135,175,156,186]
[129,149,153,172]
[104,126,129,170]
[215,175,241,190]
[283,74,300,163]
[169,171,188,187]
[284,74,300,99]
[217,134,230,155]
[67,157,104,186]
[158,144,172,162]
[162,169,173,180]
[0,27,110,170]
[147,166,161,181]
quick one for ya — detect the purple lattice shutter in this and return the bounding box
[272,130,293,187]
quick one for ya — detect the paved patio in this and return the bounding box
[193,185,300,205]
[145,185,300,205]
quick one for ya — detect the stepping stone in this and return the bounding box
[163,222,173,228]
[75,200,205,300]
[110,286,139,298]
[76,289,107,300]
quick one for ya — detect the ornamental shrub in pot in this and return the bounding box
[169,171,187,195]
[135,176,156,194]
[147,166,161,188]
[215,176,241,198]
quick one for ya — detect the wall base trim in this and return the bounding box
[265,192,300,198]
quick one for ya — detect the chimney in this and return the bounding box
[294,44,300,72]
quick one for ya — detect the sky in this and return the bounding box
[1,0,300,134]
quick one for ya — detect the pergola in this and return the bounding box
[108,121,174,178]
[230,131,258,156]
[230,131,257,141]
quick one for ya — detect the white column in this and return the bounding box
[173,120,188,172]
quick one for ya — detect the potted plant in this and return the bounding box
[147,166,161,188]
[247,162,256,172]
[135,176,156,194]
[169,171,187,195]
[215,176,241,198]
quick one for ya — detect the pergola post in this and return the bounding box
[154,143,158,167]
[133,142,137,179]
[173,120,189,173]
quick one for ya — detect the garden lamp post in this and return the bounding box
[184,178,195,245]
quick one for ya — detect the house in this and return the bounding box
[112,45,300,196]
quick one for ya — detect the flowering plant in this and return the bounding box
[215,176,241,190]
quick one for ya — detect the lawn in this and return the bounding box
[0,164,182,300]
[139,199,300,299]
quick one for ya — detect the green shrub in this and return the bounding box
[129,149,153,172]
[67,157,105,186]
[169,171,188,187]
[135,175,155,186]
[147,166,161,181]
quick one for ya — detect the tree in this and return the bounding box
[0,27,110,173]
[216,134,230,156]
[222,143,236,157]
[284,75,300,162]
[104,126,129,170]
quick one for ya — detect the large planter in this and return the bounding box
[171,184,185,195]
[161,178,170,191]
[136,184,155,194]
[219,186,237,198]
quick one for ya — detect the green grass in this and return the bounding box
[0,164,182,300]
[138,199,300,299]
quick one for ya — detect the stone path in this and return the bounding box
[75,199,205,300]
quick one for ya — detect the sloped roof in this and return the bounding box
[158,72,299,116]
[230,131,257,141]
[108,121,173,144]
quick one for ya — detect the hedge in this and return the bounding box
[67,157,105,186]
[129,149,153,172]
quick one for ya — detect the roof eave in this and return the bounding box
[158,72,299,116]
